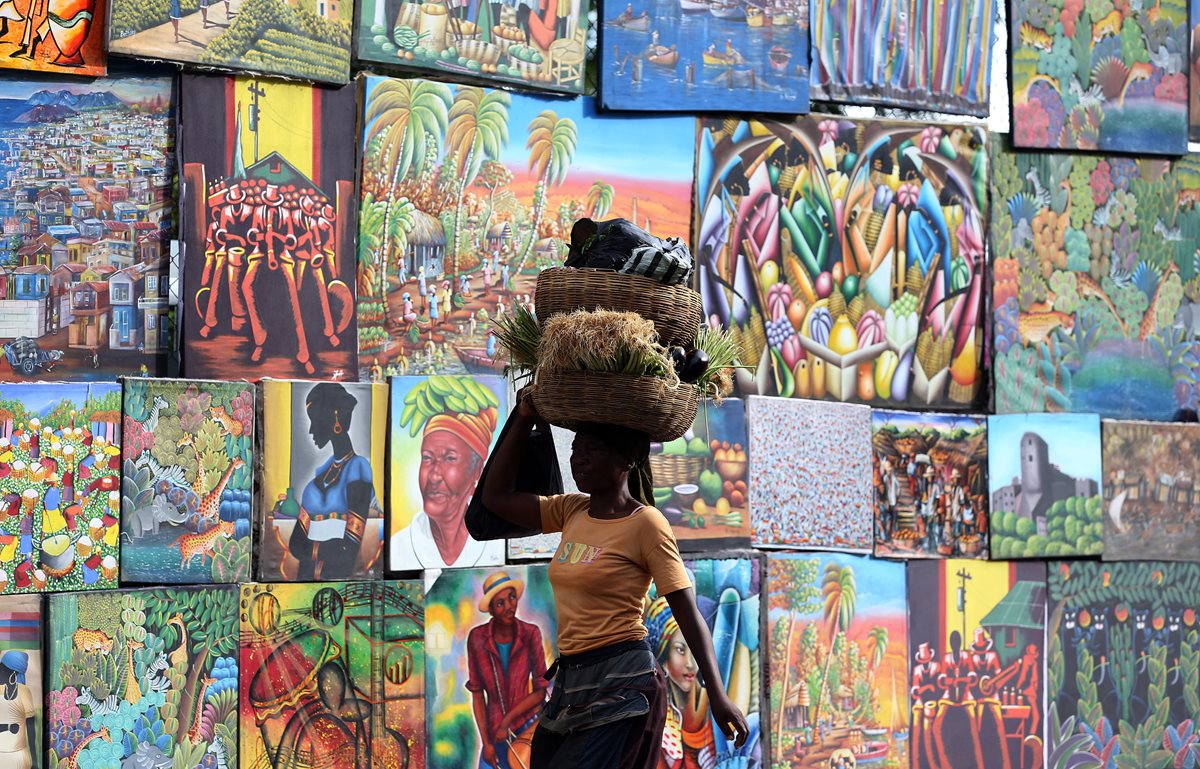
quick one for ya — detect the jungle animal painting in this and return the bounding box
[0,0,106,74]
[908,560,1047,769]
[1011,0,1187,153]
[181,73,358,381]
[696,117,988,411]
[259,380,387,581]
[767,552,909,768]
[0,595,41,769]
[47,586,238,769]
[990,144,1200,419]
[240,581,425,769]
[121,378,254,584]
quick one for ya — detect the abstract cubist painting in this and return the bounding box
[598,0,809,114]
[1103,419,1200,561]
[260,379,387,581]
[389,376,507,571]
[872,409,988,560]
[359,0,588,94]
[988,413,1103,560]
[0,382,120,596]
[240,581,425,769]
[425,565,555,769]
[908,559,1047,769]
[696,117,989,411]
[121,378,254,585]
[647,557,762,767]
[47,586,239,769]
[1011,0,1187,153]
[748,396,873,551]
[767,552,909,768]
[182,74,358,381]
[990,146,1200,419]
[811,0,994,116]
[0,70,175,381]
[109,0,351,83]
[651,399,750,550]
[0,595,41,769]
[356,76,695,380]
[0,0,106,74]
[1047,561,1200,769]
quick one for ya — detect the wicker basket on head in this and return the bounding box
[536,268,702,348]
[649,454,706,487]
[532,370,700,442]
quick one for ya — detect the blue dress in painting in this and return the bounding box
[288,453,373,580]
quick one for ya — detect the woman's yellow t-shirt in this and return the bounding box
[540,493,692,656]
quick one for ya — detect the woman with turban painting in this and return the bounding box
[646,596,715,769]
[0,651,36,769]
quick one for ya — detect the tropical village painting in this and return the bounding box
[47,585,238,769]
[1010,0,1187,153]
[597,0,810,114]
[695,117,988,411]
[0,70,174,381]
[358,0,588,94]
[181,74,358,381]
[121,378,254,585]
[108,0,352,84]
[810,0,994,116]
[990,145,1200,419]
[240,581,425,769]
[0,0,106,74]
[356,76,695,381]
[767,552,908,769]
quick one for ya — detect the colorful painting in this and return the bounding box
[1102,419,1200,561]
[1047,561,1200,769]
[121,378,254,585]
[598,0,809,114]
[810,0,994,115]
[109,0,351,83]
[767,552,908,768]
[872,409,988,560]
[0,0,106,74]
[358,0,588,94]
[748,396,873,550]
[425,565,555,769]
[0,383,120,596]
[356,76,695,380]
[647,557,762,767]
[908,560,1047,769]
[507,424,573,560]
[260,380,387,581]
[1192,0,1200,141]
[47,586,238,769]
[0,595,41,769]
[0,71,174,381]
[181,74,358,381]
[1011,0,1187,153]
[990,147,1200,419]
[240,581,425,769]
[389,375,506,571]
[987,413,1103,560]
[696,117,988,411]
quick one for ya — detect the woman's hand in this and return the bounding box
[516,385,540,421]
[709,690,750,748]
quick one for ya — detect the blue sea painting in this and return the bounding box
[598,0,809,113]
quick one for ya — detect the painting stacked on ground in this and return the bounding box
[181,74,358,381]
[696,117,988,410]
[990,146,1200,418]
[810,0,994,115]
[356,76,694,380]
[47,586,238,769]
[1102,419,1200,561]
[0,0,106,74]
[259,380,387,581]
[121,378,253,584]
[908,560,1047,769]
[109,0,352,83]
[767,552,909,769]
[239,581,425,769]
[0,71,174,381]
[0,595,41,769]
[1010,0,1187,153]
[872,410,989,560]
[598,0,810,114]
[358,0,588,94]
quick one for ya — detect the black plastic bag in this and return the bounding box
[566,218,693,285]
[466,408,563,541]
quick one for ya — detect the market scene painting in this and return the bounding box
[767,551,909,769]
